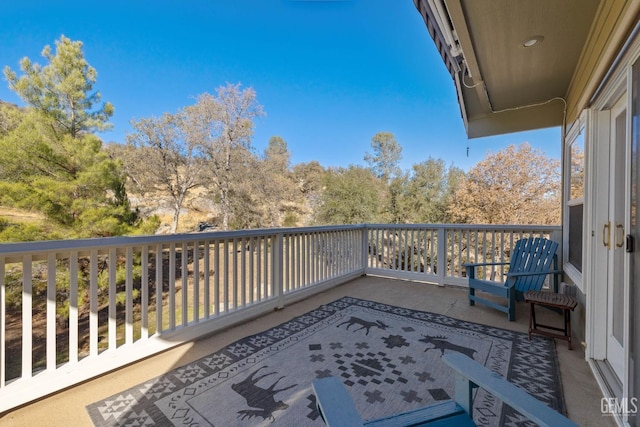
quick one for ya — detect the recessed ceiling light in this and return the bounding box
[523,35,544,47]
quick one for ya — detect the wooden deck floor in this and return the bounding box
[1,276,611,426]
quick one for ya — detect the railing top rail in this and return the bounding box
[0,224,367,257]
[0,223,561,258]
[364,224,561,232]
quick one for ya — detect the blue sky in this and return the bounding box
[0,0,560,172]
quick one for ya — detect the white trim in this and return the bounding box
[563,262,582,288]
[583,106,595,361]
[563,110,587,290]
[586,108,613,362]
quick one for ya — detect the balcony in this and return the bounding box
[0,224,609,425]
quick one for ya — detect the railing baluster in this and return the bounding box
[324,231,328,279]
[248,238,254,304]
[491,230,496,279]
[294,234,299,289]
[403,228,409,272]
[69,251,79,363]
[274,233,284,308]
[169,243,176,331]
[310,233,315,284]
[324,231,329,280]
[141,246,149,339]
[0,257,5,387]
[322,232,327,280]
[125,247,133,345]
[181,242,188,326]
[224,240,229,311]
[233,238,238,310]
[214,240,220,316]
[108,248,117,350]
[457,229,463,277]
[256,237,262,301]
[193,241,200,322]
[264,236,270,297]
[305,233,309,286]
[310,233,314,284]
[426,229,431,273]
[22,255,33,379]
[204,241,210,318]
[90,250,98,356]
[447,228,453,277]
[316,233,321,282]
[47,253,56,371]
[155,244,163,335]
[241,238,247,305]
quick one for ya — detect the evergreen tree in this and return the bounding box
[316,166,383,225]
[4,35,114,138]
[0,36,139,239]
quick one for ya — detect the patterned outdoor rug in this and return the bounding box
[87,296,566,426]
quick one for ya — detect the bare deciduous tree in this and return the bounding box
[186,83,264,230]
[125,112,205,233]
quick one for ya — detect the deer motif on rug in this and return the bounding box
[231,366,297,422]
[336,316,389,335]
[419,335,477,359]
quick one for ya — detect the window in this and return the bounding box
[569,131,585,201]
[564,115,586,280]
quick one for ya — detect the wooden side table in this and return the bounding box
[524,290,578,350]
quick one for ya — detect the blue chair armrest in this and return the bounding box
[314,378,474,427]
[442,353,578,427]
[463,261,510,268]
[506,269,563,278]
[312,377,364,427]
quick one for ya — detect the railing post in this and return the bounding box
[274,233,284,309]
[362,225,369,274]
[437,227,446,286]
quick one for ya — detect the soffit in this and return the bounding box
[441,0,601,137]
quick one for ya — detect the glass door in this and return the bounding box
[606,94,627,379]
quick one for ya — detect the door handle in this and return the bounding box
[616,224,624,248]
[603,222,611,249]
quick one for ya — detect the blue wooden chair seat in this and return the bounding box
[312,353,577,427]
[463,237,561,321]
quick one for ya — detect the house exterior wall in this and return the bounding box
[565,0,640,125]
[559,4,640,385]
[578,24,640,426]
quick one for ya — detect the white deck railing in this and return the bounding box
[0,223,560,413]
[365,224,562,286]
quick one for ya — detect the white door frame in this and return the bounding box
[606,93,627,379]
[585,62,632,402]
[582,28,640,426]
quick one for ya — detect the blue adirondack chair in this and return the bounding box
[312,353,577,427]
[464,237,561,321]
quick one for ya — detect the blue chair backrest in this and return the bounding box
[507,237,558,293]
